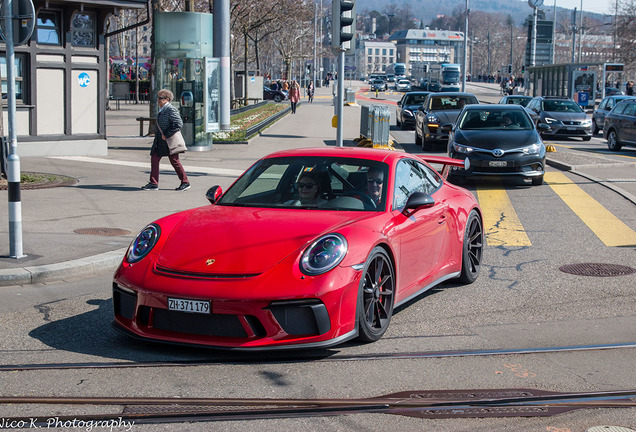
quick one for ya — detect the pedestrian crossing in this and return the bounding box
[476,173,636,248]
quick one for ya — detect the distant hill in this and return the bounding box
[359,0,602,27]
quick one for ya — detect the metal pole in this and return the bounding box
[510,21,513,72]
[532,8,537,67]
[213,0,231,130]
[578,0,583,63]
[552,0,557,63]
[487,30,491,76]
[571,8,577,63]
[336,49,344,147]
[462,0,468,91]
[4,0,25,258]
[313,3,317,86]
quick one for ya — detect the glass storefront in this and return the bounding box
[155,12,214,150]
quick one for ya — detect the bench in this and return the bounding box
[136,117,155,136]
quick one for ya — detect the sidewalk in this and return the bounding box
[0,85,361,286]
[1,83,635,286]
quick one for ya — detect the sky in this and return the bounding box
[543,0,619,15]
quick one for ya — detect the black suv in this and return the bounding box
[603,99,636,151]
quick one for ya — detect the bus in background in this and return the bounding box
[411,62,461,92]
[385,63,407,80]
[439,63,461,91]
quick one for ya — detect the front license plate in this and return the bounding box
[168,298,210,314]
[567,127,576,130]
[489,161,508,167]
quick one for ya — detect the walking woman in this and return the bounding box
[307,81,315,103]
[289,80,301,114]
[141,89,190,191]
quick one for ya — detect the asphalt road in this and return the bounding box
[0,83,634,431]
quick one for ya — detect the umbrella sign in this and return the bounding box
[78,72,91,87]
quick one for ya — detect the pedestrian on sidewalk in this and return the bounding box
[289,80,301,114]
[141,89,190,191]
[627,81,634,96]
[307,81,315,103]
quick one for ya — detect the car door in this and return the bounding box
[396,94,405,120]
[623,103,636,144]
[391,159,447,300]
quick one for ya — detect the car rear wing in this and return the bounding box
[417,155,468,179]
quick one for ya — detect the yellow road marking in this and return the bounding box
[545,171,636,247]
[477,183,532,246]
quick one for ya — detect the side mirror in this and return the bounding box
[537,123,550,132]
[403,192,435,213]
[206,185,223,204]
[440,123,453,133]
[417,106,426,114]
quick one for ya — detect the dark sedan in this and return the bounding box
[263,86,287,102]
[415,92,479,150]
[498,95,533,107]
[446,105,548,186]
[525,96,593,141]
[395,91,431,129]
[603,99,636,151]
[593,95,636,134]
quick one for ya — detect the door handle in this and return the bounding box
[438,215,446,224]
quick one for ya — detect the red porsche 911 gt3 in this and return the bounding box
[112,147,483,350]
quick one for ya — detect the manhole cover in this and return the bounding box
[74,228,131,236]
[559,263,636,277]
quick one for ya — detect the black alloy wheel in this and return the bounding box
[458,210,483,284]
[607,130,622,151]
[357,247,395,342]
[274,95,282,103]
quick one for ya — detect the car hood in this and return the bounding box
[543,111,589,122]
[156,206,368,275]
[454,129,539,149]
[432,110,461,124]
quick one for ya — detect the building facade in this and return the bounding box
[355,40,397,79]
[1,0,148,157]
[388,29,465,76]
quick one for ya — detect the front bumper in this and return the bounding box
[449,150,545,178]
[112,258,362,350]
[542,122,593,138]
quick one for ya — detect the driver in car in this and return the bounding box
[366,167,384,206]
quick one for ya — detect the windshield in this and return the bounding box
[442,71,460,84]
[429,96,475,111]
[543,100,583,113]
[458,109,533,130]
[404,94,429,104]
[504,97,531,107]
[219,156,389,211]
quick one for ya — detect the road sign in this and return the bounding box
[0,0,35,46]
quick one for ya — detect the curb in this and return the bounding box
[0,248,126,287]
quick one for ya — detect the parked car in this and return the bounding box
[498,95,533,107]
[395,79,412,92]
[370,79,387,91]
[605,87,624,96]
[603,99,636,151]
[592,95,636,134]
[415,92,479,150]
[396,91,431,129]
[446,105,548,186]
[263,86,287,102]
[524,96,593,141]
[112,147,483,350]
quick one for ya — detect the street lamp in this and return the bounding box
[462,0,469,91]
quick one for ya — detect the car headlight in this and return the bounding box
[404,109,413,117]
[300,233,348,276]
[453,143,474,154]
[126,224,160,263]
[544,117,560,124]
[522,143,541,155]
[581,119,592,126]
[427,114,439,123]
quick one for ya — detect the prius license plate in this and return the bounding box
[489,161,508,167]
[168,298,210,314]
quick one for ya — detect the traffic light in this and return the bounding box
[507,64,512,74]
[423,64,429,73]
[332,0,356,51]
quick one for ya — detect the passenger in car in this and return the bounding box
[286,171,328,206]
